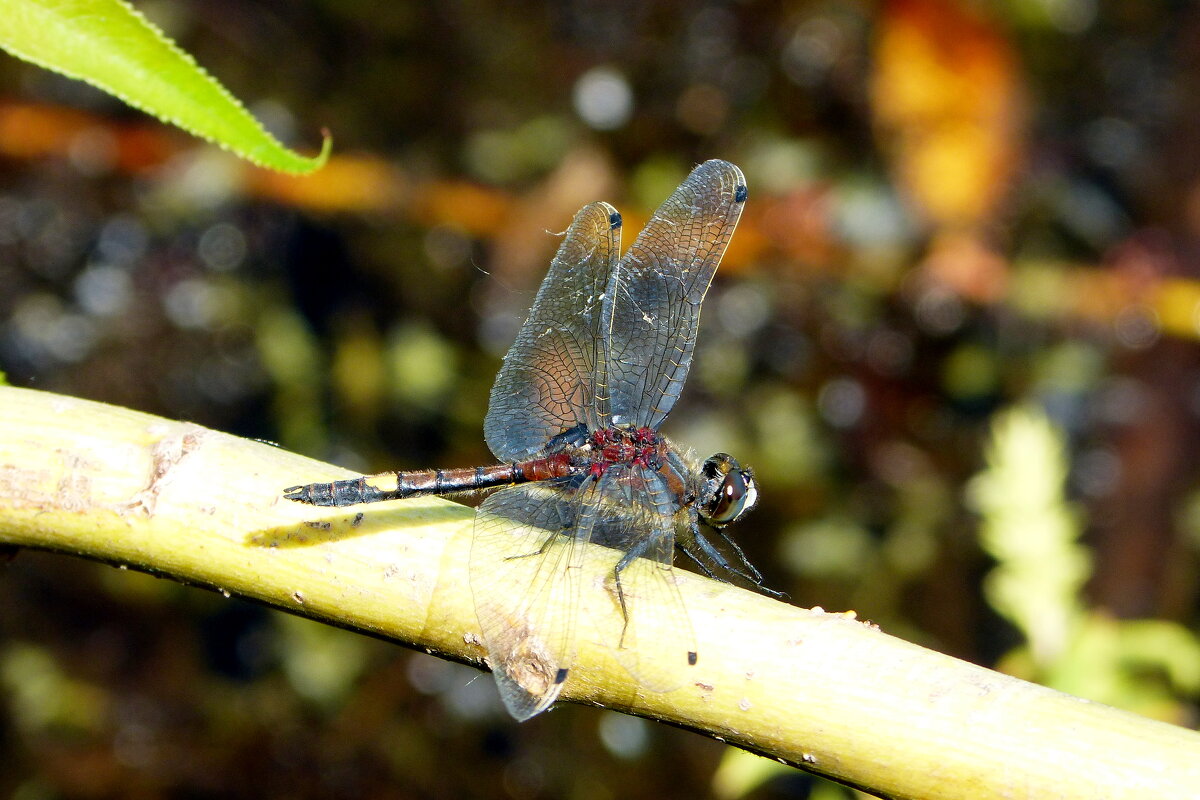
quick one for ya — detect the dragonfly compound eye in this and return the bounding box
[699,454,759,527]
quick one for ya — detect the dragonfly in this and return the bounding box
[285,159,775,721]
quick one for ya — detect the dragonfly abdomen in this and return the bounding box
[284,453,576,507]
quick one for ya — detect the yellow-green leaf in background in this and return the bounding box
[972,405,1200,724]
[0,0,330,174]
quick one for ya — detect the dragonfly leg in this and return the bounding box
[611,536,699,666]
[688,521,786,598]
[501,527,567,562]
[677,543,720,580]
[712,526,787,597]
[609,536,660,648]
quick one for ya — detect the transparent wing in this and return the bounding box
[589,466,699,693]
[484,202,622,461]
[470,469,699,718]
[599,160,747,429]
[469,477,593,720]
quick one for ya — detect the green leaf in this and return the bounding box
[0,0,329,174]
[969,406,1089,665]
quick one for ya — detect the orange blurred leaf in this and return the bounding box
[872,0,1025,229]
[247,154,404,213]
[411,180,513,237]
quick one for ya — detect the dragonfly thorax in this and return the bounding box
[586,426,663,475]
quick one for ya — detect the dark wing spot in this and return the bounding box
[609,211,622,229]
[734,184,748,203]
[688,651,698,666]
[555,668,569,684]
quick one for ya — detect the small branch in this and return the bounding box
[1,385,1197,798]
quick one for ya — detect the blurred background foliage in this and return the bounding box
[1,0,1199,797]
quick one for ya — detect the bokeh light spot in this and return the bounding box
[573,67,633,131]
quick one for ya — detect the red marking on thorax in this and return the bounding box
[588,427,662,477]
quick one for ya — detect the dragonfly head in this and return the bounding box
[698,453,759,528]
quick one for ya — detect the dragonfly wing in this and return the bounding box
[484,202,622,461]
[470,477,594,720]
[600,160,747,429]
[588,466,699,693]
